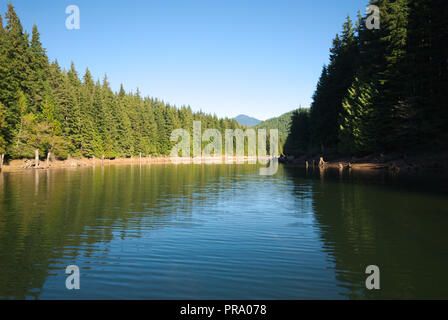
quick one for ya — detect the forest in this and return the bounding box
[0,3,240,161]
[254,109,297,155]
[284,0,448,158]
[1,0,447,163]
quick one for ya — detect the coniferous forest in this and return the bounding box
[0,3,240,161]
[284,0,448,157]
[1,1,447,163]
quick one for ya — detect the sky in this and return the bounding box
[1,0,366,120]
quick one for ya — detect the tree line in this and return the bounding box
[0,3,240,161]
[284,0,448,157]
[254,109,298,155]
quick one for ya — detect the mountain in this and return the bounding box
[234,114,261,127]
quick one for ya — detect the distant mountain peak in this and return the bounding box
[234,114,261,127]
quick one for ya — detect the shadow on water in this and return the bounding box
[1,164,448,299]
[283,165,448,299]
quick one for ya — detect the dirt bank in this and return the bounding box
[0,156,272,173]
[280,152,448,173]
[0,157,171,172]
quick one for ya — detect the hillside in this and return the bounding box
[254,110,296,137]
[254,109,302,154]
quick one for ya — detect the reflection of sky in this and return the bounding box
[38,165,342,299]
[7,165,448,299]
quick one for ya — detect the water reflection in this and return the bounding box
[284,166,448,299]
[0,164,447,299]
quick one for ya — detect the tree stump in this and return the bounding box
[46,152,51,168]
[35,149,39,168]
[318,157,326,167]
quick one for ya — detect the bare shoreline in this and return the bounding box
[2,153,447,174]
[280,152,448,173]
[0,156,274,173]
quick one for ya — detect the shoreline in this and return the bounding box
[0,156,274,173]
[279,152,448,173]
[2,152,447,174]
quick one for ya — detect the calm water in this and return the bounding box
[0,164,447,299]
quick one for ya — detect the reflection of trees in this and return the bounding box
[284,166,448,299]
[0,164,256,299]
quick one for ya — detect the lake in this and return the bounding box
[0,164,447,299]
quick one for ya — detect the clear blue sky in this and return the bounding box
[1,0,366,120]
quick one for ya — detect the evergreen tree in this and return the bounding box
[286,0,447,157]
[0,3,241,161]
[25,24,49,111]
[308,16,359,154]
[284,109,310,155]
[339,77,379,154]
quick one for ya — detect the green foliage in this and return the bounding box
[307,15,359,154]
[283,109,310,155]
[339,77,379,154]
[286,0,448,156]
[254,109,297,154]
[254,110,295,137]
[0,4,241,160]
[0,101,7,153]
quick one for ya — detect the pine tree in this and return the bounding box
[308,16,359,154]
[405,0,448,148]
[1,4,30,150]
[0,14,8,154]
[339,77,380,154]
[0,101,7,154]
[25,24,49,111]
[284,109,310,155]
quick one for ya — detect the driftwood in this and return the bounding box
[338,162,352,170]
[0,154,4,172]
[23,159,43,169]
[305,161,309,169]
[318,157,326,167]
